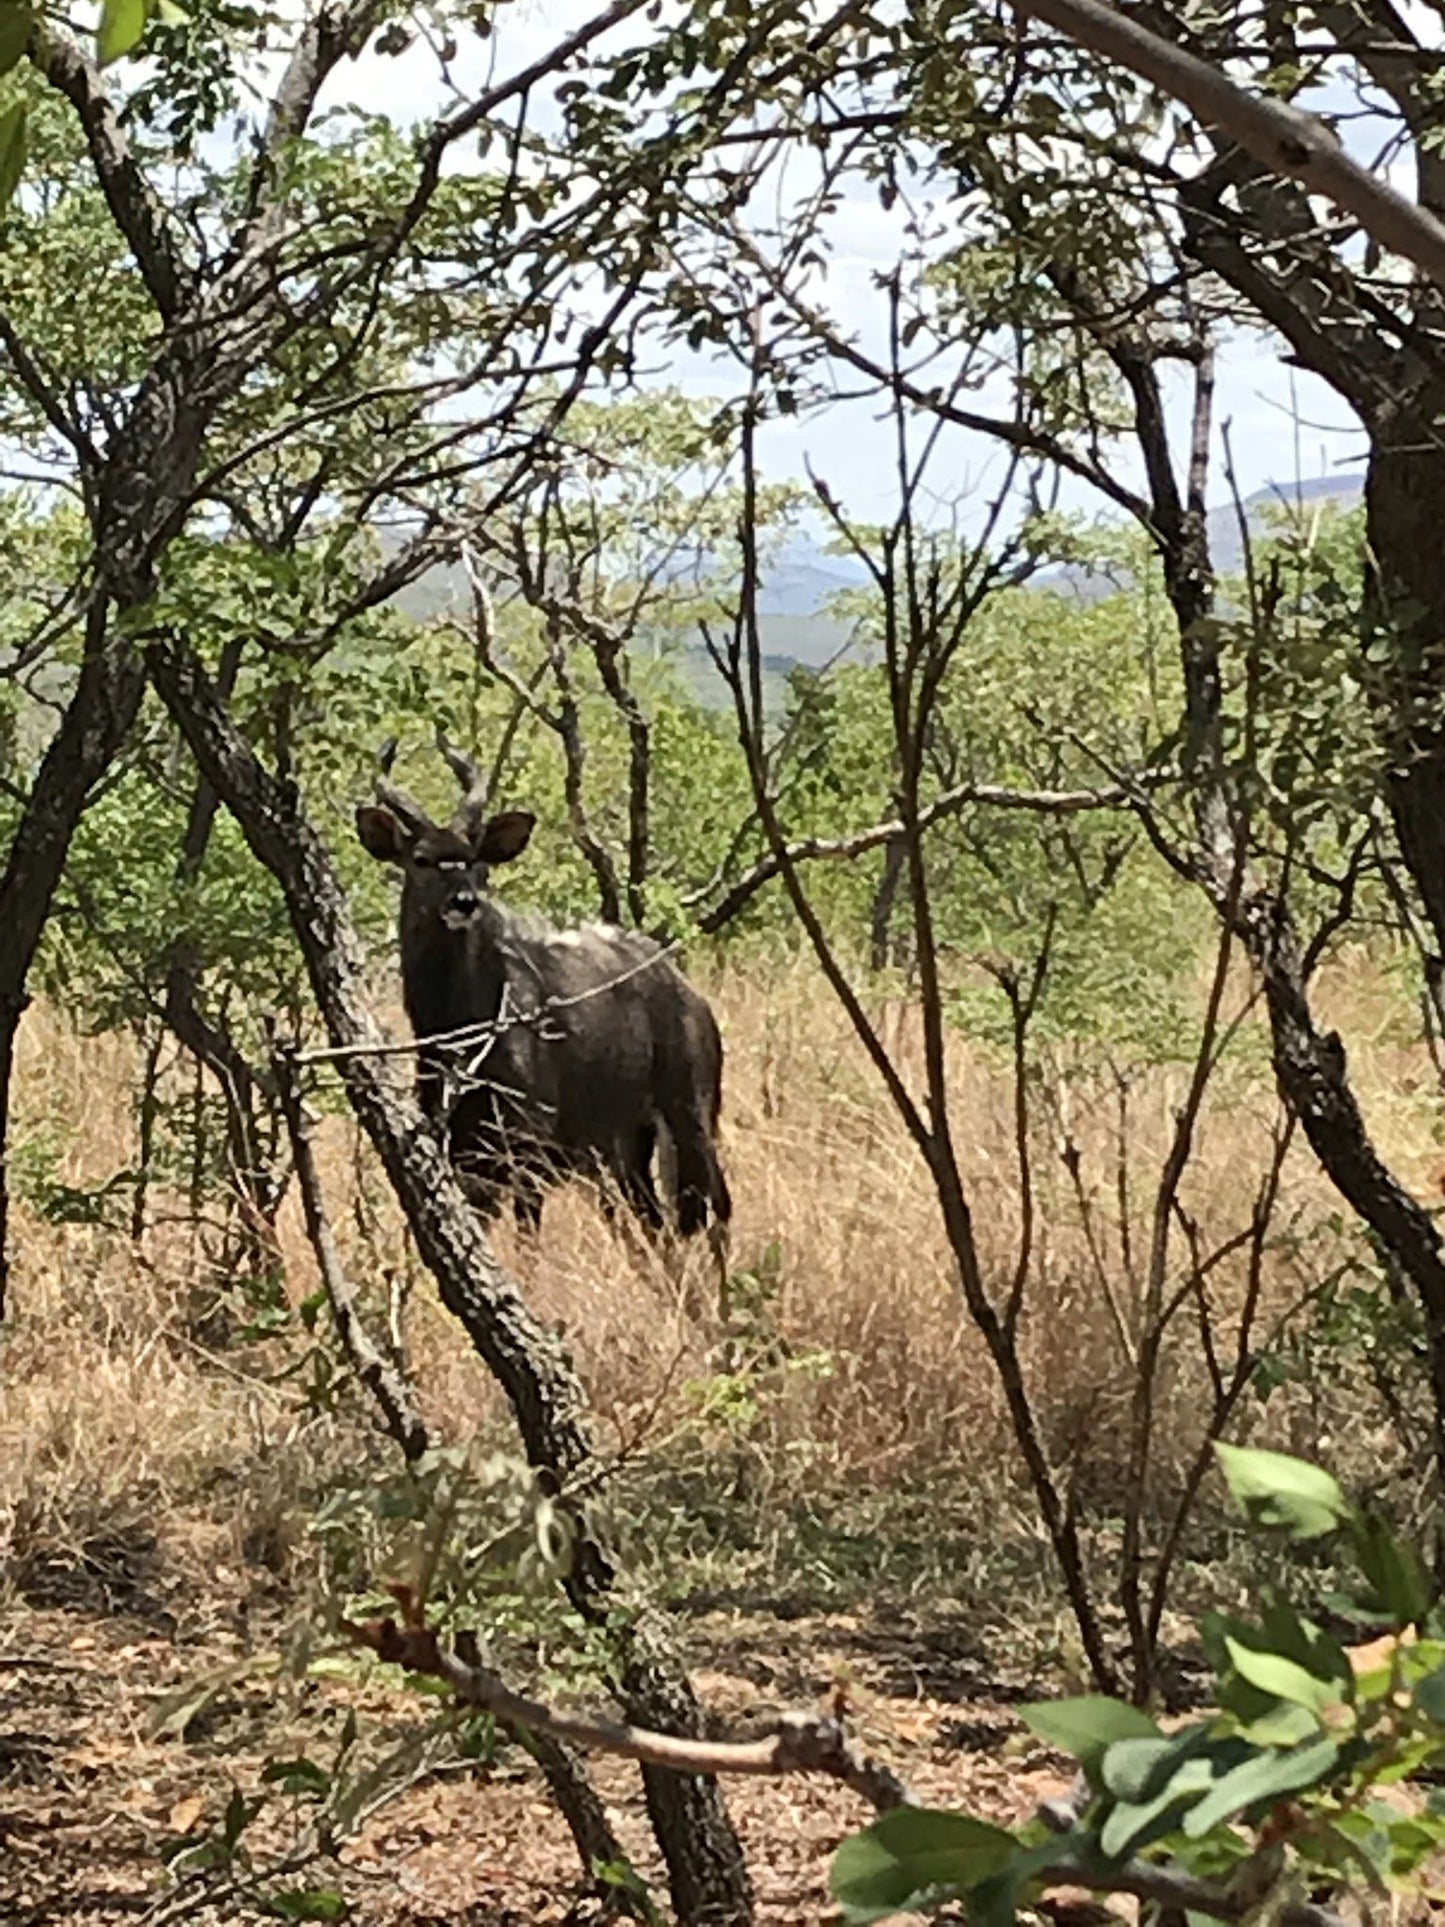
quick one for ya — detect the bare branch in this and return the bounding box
[277,1049,431,1464]
[389,0,655,259]
[694,776,1158,934]
[0,315,99,466]
[349,1595,911,1812]
[350,1595,1353,1927]
[720,221,1159,529]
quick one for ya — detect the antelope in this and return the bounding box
[356,738,732,1284]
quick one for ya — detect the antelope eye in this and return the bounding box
[412,852,434,870]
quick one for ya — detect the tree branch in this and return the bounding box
[238,0,384,239]
[1005,0,1445,286]
[1179,155,1415,424]
[693,775,1154,934]
[276,1050,431,1464]
[720,220,1158,528]
[349,1596,911,1813]
[28,20,192,319]
[351,1597,1351,1927]
[1310,0,1445,215]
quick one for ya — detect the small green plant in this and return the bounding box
[157,1716,357,1921]
[830,1445,1445,1922]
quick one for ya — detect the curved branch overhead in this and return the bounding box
[1004,0,1445,286]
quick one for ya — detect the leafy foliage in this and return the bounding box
[832,1448,1445,1923]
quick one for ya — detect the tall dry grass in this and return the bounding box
[0,949,1428,1617]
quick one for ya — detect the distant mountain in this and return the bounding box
[1209,473,1363,573]
[388,527,868,623]
[1040,473,1364,602]
[754,538,871,618]
[384,527,872,689]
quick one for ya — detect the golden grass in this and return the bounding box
[0,947,1428,1612]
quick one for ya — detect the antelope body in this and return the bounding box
[356,743,732,1249]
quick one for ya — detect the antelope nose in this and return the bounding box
[450,889,479,918]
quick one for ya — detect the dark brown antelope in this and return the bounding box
[356,738,732,1275]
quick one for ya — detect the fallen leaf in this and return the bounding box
[888,1712,934,1744]
[168,1795,205,1835]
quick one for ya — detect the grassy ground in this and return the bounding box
[0,951,1436,1920]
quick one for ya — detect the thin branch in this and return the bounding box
[277,1048,431,1463]
[721,221,1158,529]
[695,776,1160,933]
[0,315,99,465]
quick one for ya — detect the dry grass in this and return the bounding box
[0,949,1429,1622]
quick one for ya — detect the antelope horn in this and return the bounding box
[436,727,488,833]
[372,738,432,836]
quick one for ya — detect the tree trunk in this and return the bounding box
[1365,421,1445,961]
[0,287,283,1315]
[1250,897,1445,1571]
[1352,421,1445,1561]
[0,644,148,1317]
[148,636,754,1926]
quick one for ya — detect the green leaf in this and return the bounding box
[0,2,31,75]
[1224,1638,1347,1716]
[97,0,147,66]
[592,1858,664,1927]
[1202,1613,1284,1725]
[1256,1598,1354,1692]
[0,100,24,214]
[1351,1512,1433,1630]
[966,1839,1080,1927]
[829,1808,1018,1923]
[1182,1735,1339,1836]
[1098,1758,1216,1860]
[1308,1814,1391,1895]
[260,1892,348,1922]
[1383,1813,1445,1877]
[260,1757,331,1797]
[1019,1696,1159,1778]
[1413,1664,1445,1724]
[222,1786,254,1853]
[1238,1702,1323,1748]
[1100,1724,1211,1802]
[1214,1444,1351,1539]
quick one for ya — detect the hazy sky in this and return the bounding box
[310,0,1369,524]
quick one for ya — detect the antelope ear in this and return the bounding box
[475,810,536,864]
[356,804,407,863]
